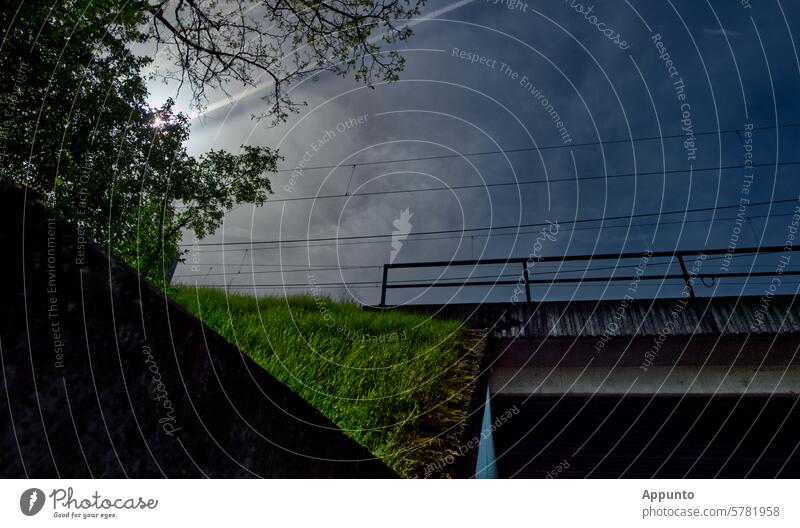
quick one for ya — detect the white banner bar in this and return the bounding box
[1,479,797,527]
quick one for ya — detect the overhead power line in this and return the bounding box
[173,264,381,278]
[268,122,800,174]
[200,278,800,290]
[257,160,800,205]
[180,197,799,248]
[189,209,797,253]
[174,263,787,282]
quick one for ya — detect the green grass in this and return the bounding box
[169,285,483,477]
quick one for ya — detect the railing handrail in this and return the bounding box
[383,245,795,269]
[378,245,800,306]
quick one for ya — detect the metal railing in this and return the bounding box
[378,245,800,306]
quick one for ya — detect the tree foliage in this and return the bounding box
[1,0,420,281]
[0,1,279,281]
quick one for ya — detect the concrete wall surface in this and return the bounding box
[0,180,395,478]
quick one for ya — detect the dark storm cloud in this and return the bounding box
[171,0,800,304]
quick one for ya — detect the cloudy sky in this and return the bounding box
[159,0,800,305]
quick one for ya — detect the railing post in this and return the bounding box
[676,254,695,298]
[522,261,532,303]
[380,265,389,307]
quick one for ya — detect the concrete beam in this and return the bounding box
[490,336,800,368]
[491,365,800,396]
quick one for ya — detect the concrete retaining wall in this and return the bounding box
[0,180,394,477]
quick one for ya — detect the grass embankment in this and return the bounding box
[169,286,484,477]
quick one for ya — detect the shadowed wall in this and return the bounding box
[0,180,394,477]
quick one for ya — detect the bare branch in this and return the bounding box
[144,0,424,124]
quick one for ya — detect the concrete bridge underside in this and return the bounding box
[404,298,800,477]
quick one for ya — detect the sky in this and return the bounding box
[158,0,800,306]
